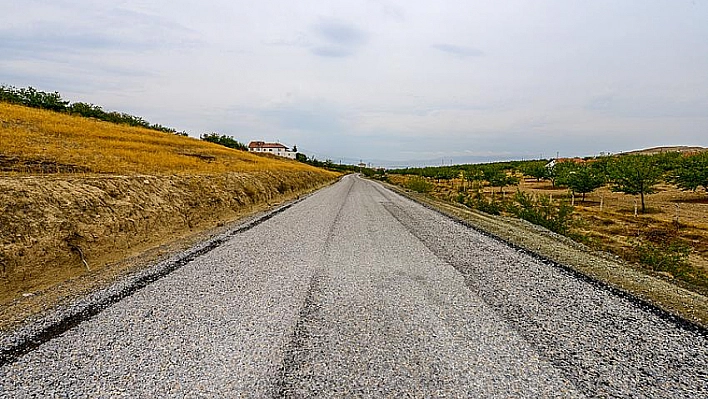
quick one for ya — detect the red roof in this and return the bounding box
[248,141,288,149]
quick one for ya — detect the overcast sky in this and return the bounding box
[2,1,707,166]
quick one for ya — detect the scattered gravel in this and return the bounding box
[1,175,706,397]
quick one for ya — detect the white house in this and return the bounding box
[247,141,297,159]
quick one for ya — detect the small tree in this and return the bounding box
[482,166,519,194]
[670,152,708,193]
[520,160,548,182]
[565,163,606,202]
[551,161,579,188]
[609,155,663,213]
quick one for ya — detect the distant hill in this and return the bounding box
[619,146,708,156]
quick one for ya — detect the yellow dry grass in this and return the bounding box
[0,102,317,176]
[0,102,339,328]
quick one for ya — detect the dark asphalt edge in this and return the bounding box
[0,191,319,367]
[275,272,326,399]
[376,180,708,338]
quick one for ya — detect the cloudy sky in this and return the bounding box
[2,0,707,166]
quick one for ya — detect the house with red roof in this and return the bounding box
[247,141,297,159]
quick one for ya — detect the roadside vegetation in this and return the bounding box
[385,149,708,295]
[0,85,184,135]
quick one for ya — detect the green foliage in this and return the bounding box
[633,241,692,277]
[294,154,384,176]
[564,163,606,201]
[653,151,684,173]
[434,168,457,182]
[481,165,519,192]
[670,152,708,193]
[200,133,248,151]
[507,191,575,235]
[548,160,578,188]
[609,155,664,213]
[471,192,504,215]
[0,85,69,111]
[407,176,434,193]
[589,155,613,182]
[1,84,182,135]
[455,192,467,204]
[520,160,548,181]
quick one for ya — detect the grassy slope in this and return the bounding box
[0,102,313,175]
[0,103,338,327]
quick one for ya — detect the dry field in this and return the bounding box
[389,174,708,296]
[0,102,338,328]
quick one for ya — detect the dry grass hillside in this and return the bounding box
[0,103,338,328]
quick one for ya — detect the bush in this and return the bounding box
[507,191,575,235]
[633,241,691,277]
[200,133,248,151]
[471,192,504,215]
[1,84,181,134]
[455,193,467,204]
[407,176,433,193]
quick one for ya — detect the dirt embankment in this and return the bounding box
[0,170,335,326]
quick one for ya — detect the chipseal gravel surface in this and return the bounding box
[1,174,706,398]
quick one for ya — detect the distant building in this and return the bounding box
[247,141,297,159]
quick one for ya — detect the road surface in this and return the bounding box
[1,174,706,397]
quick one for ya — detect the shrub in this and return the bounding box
[633,241,691,277]
[407,176,433,193]
[507,191,575,235]
[471,192,504,215]
[455,193,467,204]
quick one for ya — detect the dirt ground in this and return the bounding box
[521,179,708,275]
[0,172,336,330]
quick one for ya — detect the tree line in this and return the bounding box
[0,84,185,135]
[389,151,708,213]
[294,153,385,177]
[199,133,248,151]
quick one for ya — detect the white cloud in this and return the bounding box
[1,0,707,165]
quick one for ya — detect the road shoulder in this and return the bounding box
[377,180,708,330]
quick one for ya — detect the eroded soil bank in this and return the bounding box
[0,171,336,328]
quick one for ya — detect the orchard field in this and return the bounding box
[387,149,708,296]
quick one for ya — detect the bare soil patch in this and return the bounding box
[0,172,335,330]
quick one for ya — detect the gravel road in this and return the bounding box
[1,174,706,398]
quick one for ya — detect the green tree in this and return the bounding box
[670,152,708,193]
[609,155,663,213]
[463,167,484,191]
[520,160,548,181]
[482,166,519,193]
[200,133,248,151]
[551,161,580,188]
[565,163,606,202]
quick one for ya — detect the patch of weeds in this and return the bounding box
[471,192,504,215]
[507,190,575,235]
[373,174,389,183]
[455,193,467,204]
[407,177,433,193]
[633,240,692,277]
